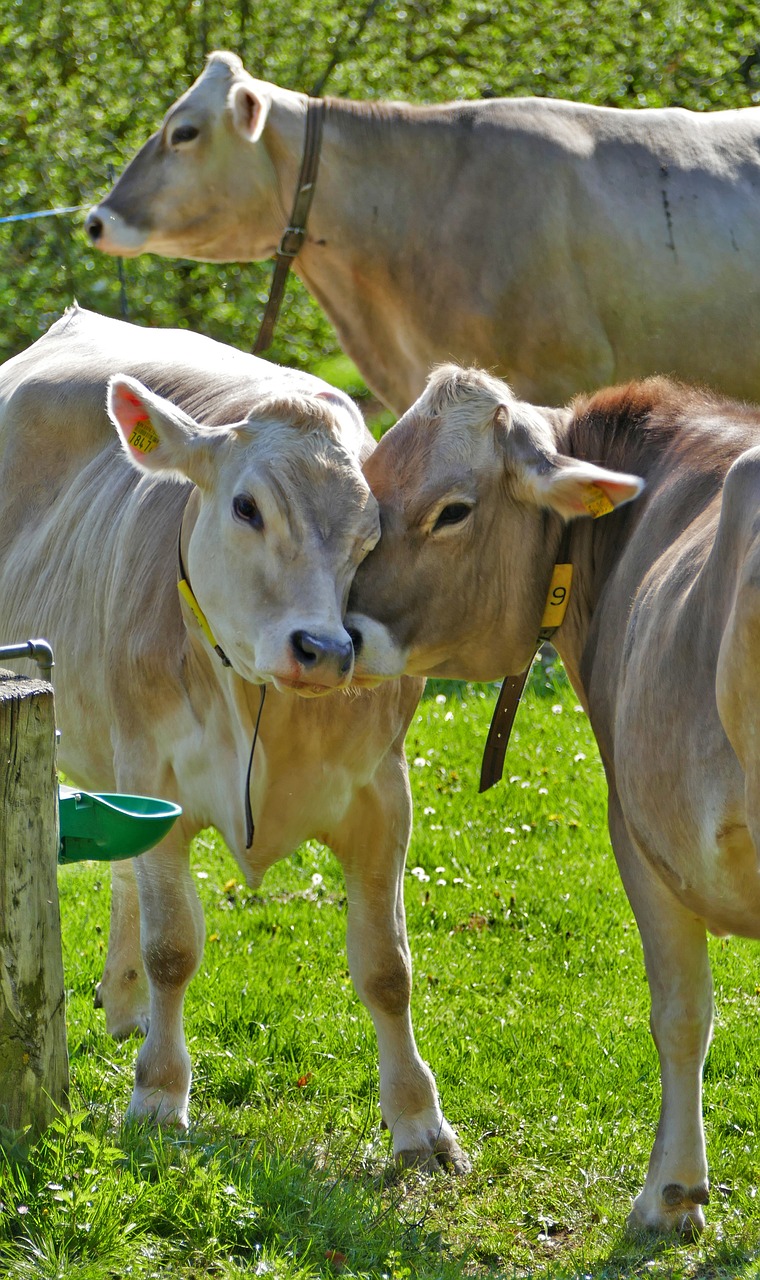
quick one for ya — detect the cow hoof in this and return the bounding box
[393,1117,471,1175]
[127,1089,189,1130]
[396,1142,471,1176]
[108,1012,150,1040]
[118,1015,150,1040]
[627,1182,708,1238]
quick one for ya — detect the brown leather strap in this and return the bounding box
[480,524,574,792]
[479,661,536,793]
[245,684,267,849]
[253,98,326,355]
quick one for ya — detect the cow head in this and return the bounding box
[347,365,643,683]
[108,376,378,692]
[85,52,301,261]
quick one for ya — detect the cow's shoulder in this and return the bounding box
[570,378,760,482]
[711,445,760,569]
[721,443,760,504]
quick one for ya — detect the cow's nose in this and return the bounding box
[85,211,104,243]
[290,630,354,681]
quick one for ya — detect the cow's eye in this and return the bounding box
[170,124,200,146]
[233,493,263,529]
[432,502,472,532]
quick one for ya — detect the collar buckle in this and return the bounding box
[253,100,325,354]
[277,224,307,258]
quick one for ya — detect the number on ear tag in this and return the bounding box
[129,420,160,454]
[541,563,573,629]
[583,483,614,518]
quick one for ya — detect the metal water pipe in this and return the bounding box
[0,639,55,681]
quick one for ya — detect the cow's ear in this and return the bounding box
[494,405,644,519]
[229,83,269,142]
[313,388,370,458]
[107,376,217,487]
[529,454,645,519]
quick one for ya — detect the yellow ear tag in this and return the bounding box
[541,563,573,629]
[583,483,615,518]
[128,419,160,455]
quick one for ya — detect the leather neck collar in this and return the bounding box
[253,97,326,355]
[480,522,574,792]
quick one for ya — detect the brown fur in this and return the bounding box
[349,365,760,1229]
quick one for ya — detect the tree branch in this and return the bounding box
[310,0,385,97]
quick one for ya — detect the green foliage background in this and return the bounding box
[2,0,760,371]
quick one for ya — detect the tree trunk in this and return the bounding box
[0,669,68,1137]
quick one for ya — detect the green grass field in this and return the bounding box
[3,665,760,1279]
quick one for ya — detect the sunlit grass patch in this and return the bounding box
[3,667,760,1277]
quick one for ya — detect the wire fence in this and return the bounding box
[0,200,130,318]
[0,205,87,225]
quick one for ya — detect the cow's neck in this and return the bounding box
[550,398,707,714]
[551,515,610,706]
[281,98,489,412]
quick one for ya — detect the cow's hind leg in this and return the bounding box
[332,755,470,1174]
[126,833,205,1127]
[610,794,712,1236]
[95,859,150,1038]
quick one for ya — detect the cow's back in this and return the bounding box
[0,303,373,547]
[0,304,321,459]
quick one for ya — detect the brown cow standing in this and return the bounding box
[86,51,760,410]
[347,365,760,1234]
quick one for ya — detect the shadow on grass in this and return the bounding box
[578,1223,760,1280]
[117,1115,465,1277]
[5,1108,760,1278]
[0,1105,468,1279]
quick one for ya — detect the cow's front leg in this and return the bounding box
[127,836,205,1127]
[610,795,712,1236]
[95,859,150,1037]
[334,760,470,1173]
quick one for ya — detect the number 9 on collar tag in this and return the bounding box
[541,563,573,629]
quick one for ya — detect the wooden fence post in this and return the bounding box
[0,668,68,1136]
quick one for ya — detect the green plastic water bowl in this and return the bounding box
[58,785,182,865]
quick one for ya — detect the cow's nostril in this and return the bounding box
[85,213,104,243]
[346,626,362,659]
[291,630,354,675]
[291,630,319,667]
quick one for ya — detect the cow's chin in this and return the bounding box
[402,643,518,682]
[270,675,347,698]
[343,614,408,681]
[347,613,511,684]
